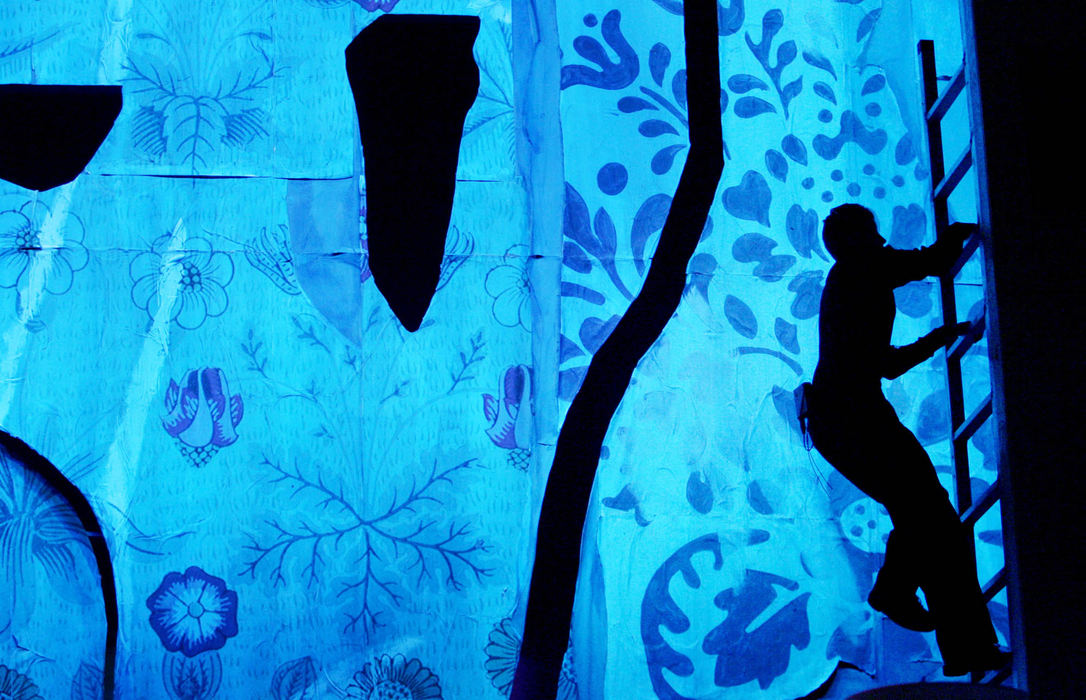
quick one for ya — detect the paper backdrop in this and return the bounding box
[0,0,1005,697]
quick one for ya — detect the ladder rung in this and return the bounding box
[962,477,1000,527]
[948,230,982,279]
[926,65,967,123]
[982,567,1007,602]
[954,393,992,444]
[934,147,973,202]
[949,315,986,362]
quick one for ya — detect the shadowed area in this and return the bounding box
[0,85,122,191]
[346,15,480,332]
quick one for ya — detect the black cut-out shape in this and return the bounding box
[510,1,724,697]
[346,15,480,332]
[0,430,118,700]
[0,85,122,191]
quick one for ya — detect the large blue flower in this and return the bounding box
[0,665,42,700]
[147,566,238,657]
[130,232,234,330]
[0,201,88,298]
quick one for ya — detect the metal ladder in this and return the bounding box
[919,38,1020,687]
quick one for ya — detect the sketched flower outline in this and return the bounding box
[0,665,43,700]
[130,232,234,330]
[484,244,532,332]
[0,201,89,298]
[346,654,442,700]
[484,618,578,698]
[147,566,239,657]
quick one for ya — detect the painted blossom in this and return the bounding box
[163,368,243,467]
[484,245,532,331]
[130,233,234,330]
[0,200,88,298]
[147,566,238,657]
[347,655,441,700]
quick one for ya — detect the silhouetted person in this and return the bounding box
[805,204,1006,676]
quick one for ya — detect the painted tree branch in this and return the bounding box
[511,1,723,697]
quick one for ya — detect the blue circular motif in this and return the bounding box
[821,191,834,202]
[863,164,875,175]
[865,102,881,116]
[874,187,886,199]
[584,13,598,26]
[597,162,628,195]
[147,566,239,657]
[892,175,905,187]
[847,183,861,196]
[830,170,843,181]
[801,177,814,190]
[818,109,833,123]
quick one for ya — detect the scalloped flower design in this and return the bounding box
[347,654,442,700]
[147,566,239,657]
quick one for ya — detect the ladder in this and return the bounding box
[918,38,1021,687]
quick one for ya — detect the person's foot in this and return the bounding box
[868,582,936,632]
[942,645,1011,677]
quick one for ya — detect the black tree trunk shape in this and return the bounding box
[511,1,723,696]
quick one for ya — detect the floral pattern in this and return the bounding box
[484,245,532,331]
[163,368,244,467]
[0,665,42,700]
[0,201,88,301]
[147,566,239,657]
[484,618,578,698]
[130,232,234,330]
[483,365,533,470]
[347,655,442,700]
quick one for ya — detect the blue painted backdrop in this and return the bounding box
[0,0,1005,697]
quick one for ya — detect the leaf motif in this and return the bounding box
[631,193,672,275]
[785,204,820,259]
[753,255,795,282]
[746,480,773,514]
[734,97,776,118]
[861,74,886,96]
[671,69,687,108]
[272,656,318,700]
[686,472,713,514]
[559,334,585,363]
[563,183,597,255]
[649,43,671,87]
[618,96,657,113]
[727,74,769,93]
[774,317,799,354]
[724,295,758,338]
[560,281,605,305]
[781,77,802,103]
[802,51,837,79]
[638,119,680,137]
[813,81,836,104]
[857,8,881,42]
[722,170,772,226]
[787,270,824,320]
[764,149,787,182]
[651,143,686,175]
[133,104,167,158]
[776,40,797,66]
[164,651,222,700]
[580,315,620,353]
[732,232,777,263]
[592,207,617,258]
[558,367,588,400]
[71,662,104,700]
[780,134,807,165]
[562,241,592,273]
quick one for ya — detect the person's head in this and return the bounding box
[822,204,884,260]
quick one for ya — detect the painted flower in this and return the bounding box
[484,245,532,331]
[484,619,578,699]
[163,368,243,467]
[147,566,238,657]
[0,200,88,298]
[130,232,234,330]
[483,365,532,470]
[346,654,442,700]
[0,665,42,700]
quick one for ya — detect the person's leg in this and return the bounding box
[877,418,1001,672]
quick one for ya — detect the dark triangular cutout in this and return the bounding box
[346,15,480,332]
[0,84,122,191]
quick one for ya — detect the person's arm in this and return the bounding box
[882,322,972,379]
[883,222,975,288]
